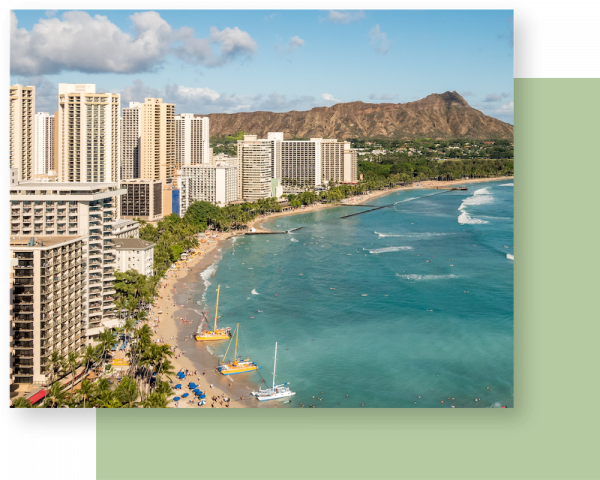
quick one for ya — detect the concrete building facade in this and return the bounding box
[281,139,322,191]
[175,114,210,169]
[10,85,36,181]
[56,84,120,183]
[140,98,176,184]
[9,182,126,337]
[10,236,88,386]
[120,179,163,222]
[178,163,238,215]
[321,139,358,183]
[35,112,54,175]
[121,102,142,180]
[115,238,155,277]
[113,219,140,239]
[236,134,282,201]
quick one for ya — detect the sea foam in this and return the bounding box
[369,246,412,254]
[506,254,514,261]
[396,273,458,281]
[251,289,260,295]
[458,187,493,224]
[499,183,514,187]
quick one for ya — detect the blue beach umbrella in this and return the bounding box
[175,384,181,389]
[189,383,197,388]
[199,394,206,399]
[173,397,181,402]
[182,393,189,398]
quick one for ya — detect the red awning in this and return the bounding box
[27,389,47,405]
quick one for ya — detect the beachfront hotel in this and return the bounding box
[10,235,88,387]
[237,133,283,201]
[114,238,155,277]
[10,84,36,181]
[175,114,211,170]
[121,102,142,180]
[56,84,120,183]
[9,182,126,339]
[139,97,176,184]
[178,163,239,215]
[321,139,358,183]
[120,179,164,222]
[34,112,54,175]
[281,139,323,191]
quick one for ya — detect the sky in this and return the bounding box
[10,9,514,124]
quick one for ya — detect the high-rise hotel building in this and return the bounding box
[10,84,36,181]
[140,98,175,183]
[236,133,282,201]
[10,236,88,386]
[121,102,142,180]
[178,163,238,215]
[10,182,126,340]
[175,114,210,170]
[321,139,358,183]
[281,139,322,190]
[35,112,55,175]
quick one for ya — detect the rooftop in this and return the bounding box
[10,235,85,248]
[114,239,155,250]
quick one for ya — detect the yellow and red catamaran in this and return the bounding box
[218,323,260,375]
[194,285,231,341]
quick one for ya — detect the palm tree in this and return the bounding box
[12,397,32,408]
[66,351,80,395]
[115,297,127,321]
[115,376,139,408]
[78,379,95,408]
[141,391,170,408]
[44,382,68,408]
[81,345,100,375]
[47,351,65,385]
[96,390,123,408]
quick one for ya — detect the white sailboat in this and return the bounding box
[251,342,295,401]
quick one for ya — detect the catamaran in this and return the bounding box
[194,285,231,341]
[251,342,295,401]
[218,323,260,375]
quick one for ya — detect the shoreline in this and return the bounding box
[146,175,512,408]
[247,176,513,232]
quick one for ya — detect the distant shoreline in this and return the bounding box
[247,176,513,233]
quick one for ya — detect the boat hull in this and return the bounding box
[253,391,295,401]
[195,335,230,341]
[219,366,260,375]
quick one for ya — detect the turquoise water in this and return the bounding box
[200,180,513,408]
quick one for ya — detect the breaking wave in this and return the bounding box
[458,187,493,224]
[396,273,458,281]
[374,231,450,239]
[368,246,412,254]
[290,238,299,242]
[499,183,514,187]
[506,254,514,261]
[251,289,260,295]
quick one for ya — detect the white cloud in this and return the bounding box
[321,93,341,103]
[276,36,305,54]
[45,10,58,18]
[327,11,365,24]
[11,11,257,75]
[368,25,390,54]
[460,91,475,97]
[494,102,514,115]
[115,80,330,114]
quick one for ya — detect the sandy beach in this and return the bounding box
[247,176,513,232]
[146,175,512,408]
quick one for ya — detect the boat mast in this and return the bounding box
[273,342,277,389]
[214,285,220,331]
[234,323,239,362]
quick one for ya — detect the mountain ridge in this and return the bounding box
[200,91,513,141]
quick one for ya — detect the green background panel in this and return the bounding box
[97,79,600,480]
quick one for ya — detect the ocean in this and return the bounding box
[185,180,513,408]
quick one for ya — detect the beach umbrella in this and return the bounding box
[182,393,189,398]
[173,397,181,402]
[199,394,206,399]
[189,383,196,388]
[175,384,181,389]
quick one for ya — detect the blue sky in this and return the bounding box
[11,9,514,124]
